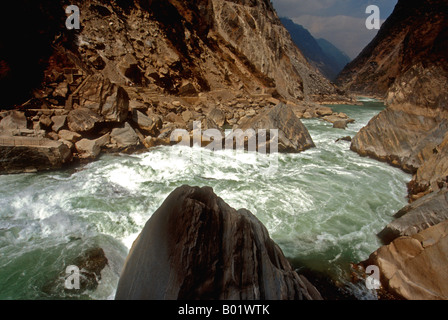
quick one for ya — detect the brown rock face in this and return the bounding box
[0,137,72,174]
[364,220,448,300]
[0,111,28,131]
[378,189,448,245]
[1,0,338,111]
[409,130,448,199]
[337,0,448,300]
[67,108,104,133]
[237,103,315,153]
[75,74,129,123]
[340,0,448,200]
[115,185,322,300]
[336,0,448,98]
[350,108,447,173]
[209,0,336,101]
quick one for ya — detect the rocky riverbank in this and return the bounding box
[0,0,353,174]
[361,189,448,300]
[0,97,353,174]
[338,0,448,300]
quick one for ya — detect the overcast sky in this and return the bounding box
[272,0,398,59]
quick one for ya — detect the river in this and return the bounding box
[0,100,411,299]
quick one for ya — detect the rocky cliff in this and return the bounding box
[336,0,448,98]
[0,0,350,173]
[337,0,448,200]
[0,0,341,109]
[115,185,322,300]
[338,0,448,300]
[281,18,351,81]
[362,190,448,300]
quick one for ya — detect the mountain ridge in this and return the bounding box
[280,17,351,81]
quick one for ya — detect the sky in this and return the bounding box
[271,0,398,59]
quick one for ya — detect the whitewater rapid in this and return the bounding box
[0,102,410,299]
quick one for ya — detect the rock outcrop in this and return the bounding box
[0,0,340,109]
[236,103,315,153]
[377,189,448,245]
[338,0,448,200]
[336,0,448,98]
[115,185,322,300]
[350,108,447,173]
[0,136,72,174]
[338,0,448,300]
[409,130,448,200]
[364,220,448,300]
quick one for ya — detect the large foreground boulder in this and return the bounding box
[115,185,322,300]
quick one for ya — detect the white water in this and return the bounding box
[0,102,411,299]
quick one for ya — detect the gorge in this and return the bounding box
[0,0,447,301]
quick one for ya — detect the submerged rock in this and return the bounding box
[42,247,109,297]
[115,185,322,300]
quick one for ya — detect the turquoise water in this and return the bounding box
[0,102,410,299]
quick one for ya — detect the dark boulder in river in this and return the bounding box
[115,185,322,300]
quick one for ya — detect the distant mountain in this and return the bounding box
[280,17,351,81]
[316,38,351,77]
[336,0,448,97]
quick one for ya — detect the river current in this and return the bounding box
[0,100,411,299]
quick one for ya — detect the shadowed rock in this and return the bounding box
[0,136,72,174]
[115,185,322,300]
